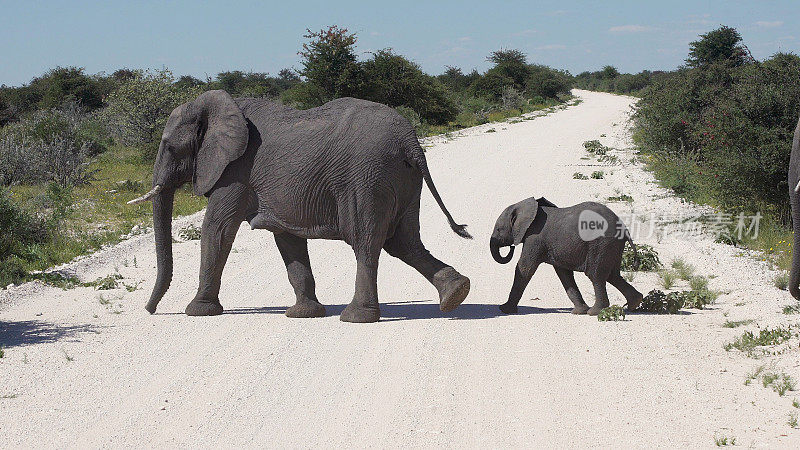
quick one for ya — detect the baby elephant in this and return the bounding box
[490,197,643,315]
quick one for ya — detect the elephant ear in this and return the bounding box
[510,197,540,245]
[192,90,249,196]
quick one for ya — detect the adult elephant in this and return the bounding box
[789,115,800,299]
[129,90,472,323]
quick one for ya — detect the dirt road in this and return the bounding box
[2,90,798,448]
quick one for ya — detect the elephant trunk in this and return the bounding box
[790,192,800,300]
[490,237,514,264]
[145,187,175,314]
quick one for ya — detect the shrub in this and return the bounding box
[0,189,47,287]
[0,66,113,118]
[501,86,525,110]
[598,305,625,321]
[0,104,106,186]
[621,243,661,271]
[636,288,715,314]
[573,172,589,180]
[179,224,202,241]
[359,49,456,125]
[591,170,604,179]
[99,69,201,153]
[633,37,800,221]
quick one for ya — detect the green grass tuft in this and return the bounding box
[724,326,793,355]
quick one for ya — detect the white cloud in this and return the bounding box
[609,25,651,33]
[755,21,784,28]
[458,36,472,42]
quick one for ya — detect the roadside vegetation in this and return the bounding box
[626,25,800,270]
[0,25,573,287]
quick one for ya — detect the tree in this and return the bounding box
[99,69,201,154]
[487,49,527,66]
[359,49,456,124]
[600,65,620,79]
[276,69,301,91]
[298,25,361,100]
[686,25,749,68]
[174,75,205,91]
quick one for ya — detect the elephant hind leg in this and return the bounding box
[274,232,325,318]
[587,278,611,316]
[608,272,643,310]
[383,210,470,312]
[340,241,383,323]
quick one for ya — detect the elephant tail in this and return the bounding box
[406,139,472,239]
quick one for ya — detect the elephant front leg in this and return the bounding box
[500,263,538,314]
[274,232,326,318]
[186,183,248,316]
[340,246,382,323]
[554,267,589,314]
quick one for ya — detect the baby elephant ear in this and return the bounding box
[192,90,249,196]
[511,197,540,245]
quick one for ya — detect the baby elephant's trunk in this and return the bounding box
[490,237,514,264]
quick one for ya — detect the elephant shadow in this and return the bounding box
[221,301,571,321]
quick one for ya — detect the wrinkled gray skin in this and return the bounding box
[788,115,800,299]
[142,90,472,323]
[490,197,643,315]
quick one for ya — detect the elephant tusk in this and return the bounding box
[127,185,163,204]
[795,179,800,193]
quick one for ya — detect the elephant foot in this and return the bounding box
[499,302,518,314]
[340,303,380,323]
[571,305,590,315]
[185,299,224,316]
[286,300,326,318]
[587,304,608,316]
[626,293,643,311]
[433,267,470,312]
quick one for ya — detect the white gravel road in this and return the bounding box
[2,90,799,448]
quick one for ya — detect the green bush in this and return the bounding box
[99,69,201,155]
[0,67,114,119]
[633,30,800,221]
[359,49,456,125]
[598,305,625,321]
[0,189,47,287]
[637,288,715,314]
[621,243,661,271]
[0,104,103,186]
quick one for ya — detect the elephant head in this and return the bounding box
[789,115,800,299]
[128,90,249,313]
[490,197,541,264]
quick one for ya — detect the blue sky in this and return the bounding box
[1,0,797,86]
